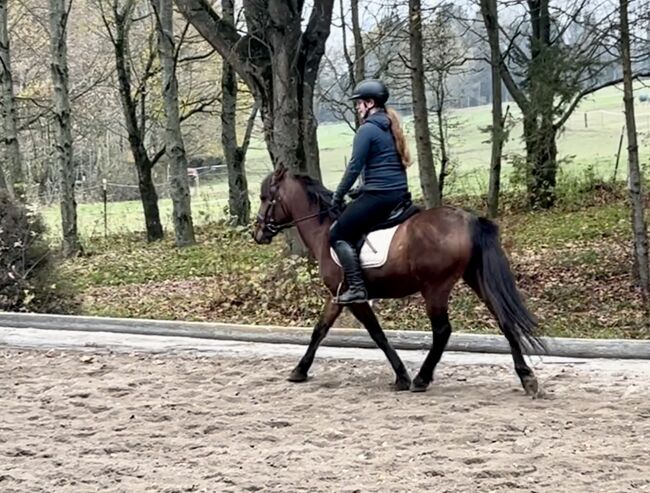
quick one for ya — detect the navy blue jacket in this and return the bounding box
[334,110,408,199]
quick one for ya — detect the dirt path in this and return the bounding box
[1,346,649,492]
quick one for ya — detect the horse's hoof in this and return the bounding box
[394,377,411,391]
[287,368,308,382]
[522,375,540,397]
[410,376,429,393]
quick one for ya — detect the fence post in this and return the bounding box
[613,125,625,183]
[102,179,108,238]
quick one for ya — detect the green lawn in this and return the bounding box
[40,83,650,240]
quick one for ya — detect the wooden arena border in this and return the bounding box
[0,312,648,360]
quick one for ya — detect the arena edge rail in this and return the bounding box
[0,312,648,360]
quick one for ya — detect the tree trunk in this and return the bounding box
[153,0,195,246]
[436,114,449,199]
[221,0,250,227]
[524,115,557,209]
[408,0,440,208]
[620,0,650,310]
[480,0,504,218]
[0,164,7,192]
[351,0,364,87]
[435,85,449,198]
[135,154,163,242]
[49,0,82,257]
[111,1,163,241]
[339,0,364,129]
[350,0,364,128]
[265,18,309,175]
[0,0,23,199]
[300,74,323,181]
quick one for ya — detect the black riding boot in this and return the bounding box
[333,240,368,304]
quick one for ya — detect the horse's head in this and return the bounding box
[253,166,293,244]
[253,167,336,245]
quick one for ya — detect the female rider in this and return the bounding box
[330,79,412,304]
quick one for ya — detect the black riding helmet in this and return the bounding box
[349,79,389,106]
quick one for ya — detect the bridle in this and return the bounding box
[256,181,335,237]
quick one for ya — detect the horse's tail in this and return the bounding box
[464,216,546,354]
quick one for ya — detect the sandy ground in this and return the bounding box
[1,344,650,493]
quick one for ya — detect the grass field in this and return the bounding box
[41,83,650,240]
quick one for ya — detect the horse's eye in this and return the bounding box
[260,195,266,202]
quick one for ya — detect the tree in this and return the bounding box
[342,0,365,128]
[480,0,506,217]
[408,0,440,207]
[220,0,255,227]
[315,0,367,130]
[0,0,24,199]
[483,0,621,208]
[175,0,334,255]
[620,0,650,311]
[151,0,195,246]
[99,0,164,241]
[174,0,334,180]
[319,3,416,128]
[49,0,82,257]
[423,5,470,199]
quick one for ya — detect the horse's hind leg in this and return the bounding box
[348,303,412,391]
[464,272,539,396]
[502,328,539,396]
[288,298,343,382]
[411,287,453,392]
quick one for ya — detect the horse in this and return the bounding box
[253,167,544,396]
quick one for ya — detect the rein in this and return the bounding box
[257,208,331,235]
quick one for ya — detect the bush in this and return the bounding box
[0,191,78,313]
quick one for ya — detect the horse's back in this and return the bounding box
[398,205,475,267]
[404,205,474,240]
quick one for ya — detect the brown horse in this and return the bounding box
[253,167,544,395]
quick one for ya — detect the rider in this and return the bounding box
[330,79,412,304]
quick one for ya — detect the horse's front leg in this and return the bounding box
[288,298,343,382]
[348,302,412,391]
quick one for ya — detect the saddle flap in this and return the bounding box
[330,224,400,269]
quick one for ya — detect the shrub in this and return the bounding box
[0,191,78,313]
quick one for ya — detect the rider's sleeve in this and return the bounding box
[334,124,373,198]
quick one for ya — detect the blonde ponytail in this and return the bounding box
[385,106,412,168]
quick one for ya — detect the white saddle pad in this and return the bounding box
[330,225,399,269]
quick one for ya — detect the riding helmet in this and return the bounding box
[349,79,389,106]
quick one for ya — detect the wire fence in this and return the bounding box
[38,168,274,241]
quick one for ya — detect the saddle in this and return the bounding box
[353,197,420,251]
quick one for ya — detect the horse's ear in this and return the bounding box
[273,165,287,183]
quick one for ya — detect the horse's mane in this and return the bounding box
[292,173,338,223]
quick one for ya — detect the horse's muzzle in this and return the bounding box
[252,224,273,244]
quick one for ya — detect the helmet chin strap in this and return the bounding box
[360,102,378,122]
